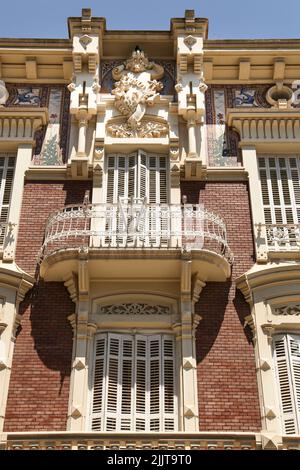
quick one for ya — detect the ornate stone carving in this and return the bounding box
[184,35,197,51]
[79,34,92,50]
[0,80,9,106]
[111,48,164,131]
[274,305,300,316]
[107,118,168,138]
[100,303,170,316]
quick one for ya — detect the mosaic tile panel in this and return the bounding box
[205,85,271,166]
[5,84,70,165]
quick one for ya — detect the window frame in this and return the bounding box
[87,330,178,432]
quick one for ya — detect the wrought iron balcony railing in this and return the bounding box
[39,203,233,263]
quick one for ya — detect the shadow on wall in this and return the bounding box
[195,280,252,362]
[18,281,74,394]
[233,288,253,345]
[195,281,230,362]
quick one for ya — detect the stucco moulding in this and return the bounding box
[106,116,169,139]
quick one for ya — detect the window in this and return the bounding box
[0,155,15,246]
[90,333,177,432]
[258,156,300,225]
[106,151,168,204]
[274,334,300,434]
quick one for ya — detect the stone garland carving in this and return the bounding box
[274,305,300,316]
[100,303,170,315]
[107,119,168,138]
[108,48,166,138]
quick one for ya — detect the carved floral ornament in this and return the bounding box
[107,48,168,138]
[99,303,170,315]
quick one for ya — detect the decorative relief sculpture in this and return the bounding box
[0,81,9,106]
[107,118,168,138]
[109,48,166,136]
[100,303,170,315]
[274,305,300,316]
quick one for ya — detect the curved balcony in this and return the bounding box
[39,203,233,282]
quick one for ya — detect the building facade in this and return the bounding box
[0,8,300,450]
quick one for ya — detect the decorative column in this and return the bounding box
[241,146,268,263]
[67,248,92,431]
[179,255,206,430]
[68,9,103,179]
[174,10,208,179]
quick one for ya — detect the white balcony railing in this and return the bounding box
[265,224,300,251]
[1,431,258,450]
[39,203,233,263]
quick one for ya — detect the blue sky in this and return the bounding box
[1,0,299,39]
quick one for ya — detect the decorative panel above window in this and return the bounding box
[274,334,300,434]
[106,151,168,204]
[90,333,177,432]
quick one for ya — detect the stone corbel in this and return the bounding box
[64,274,78,304]
[12,313,22,341]
[93,138,104,187]
[169,139,180,188]
[67,314,76,338]
[262,325,276,345]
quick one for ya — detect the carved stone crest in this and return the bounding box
[111,48,164,132]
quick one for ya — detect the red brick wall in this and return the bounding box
[4,181,91,432]
[16,180,92,276]
[181,181,261,432]
[4,282,74,432]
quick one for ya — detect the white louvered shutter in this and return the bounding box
[135,337,147,431]
[105,152,168,204]
[274,334,300,434]
[91,335,106,431]
[163,337,176,430]
[258,157,300,225]
[90,332,176,432]
[0,156,15,245]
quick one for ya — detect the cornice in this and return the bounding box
[25,166,67,181]
[236,263,300,301]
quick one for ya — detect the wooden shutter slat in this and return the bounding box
[274,334,300,434]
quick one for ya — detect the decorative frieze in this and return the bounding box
[273,305,300,316]
[99,303,170,316]
[107,118,168,138]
